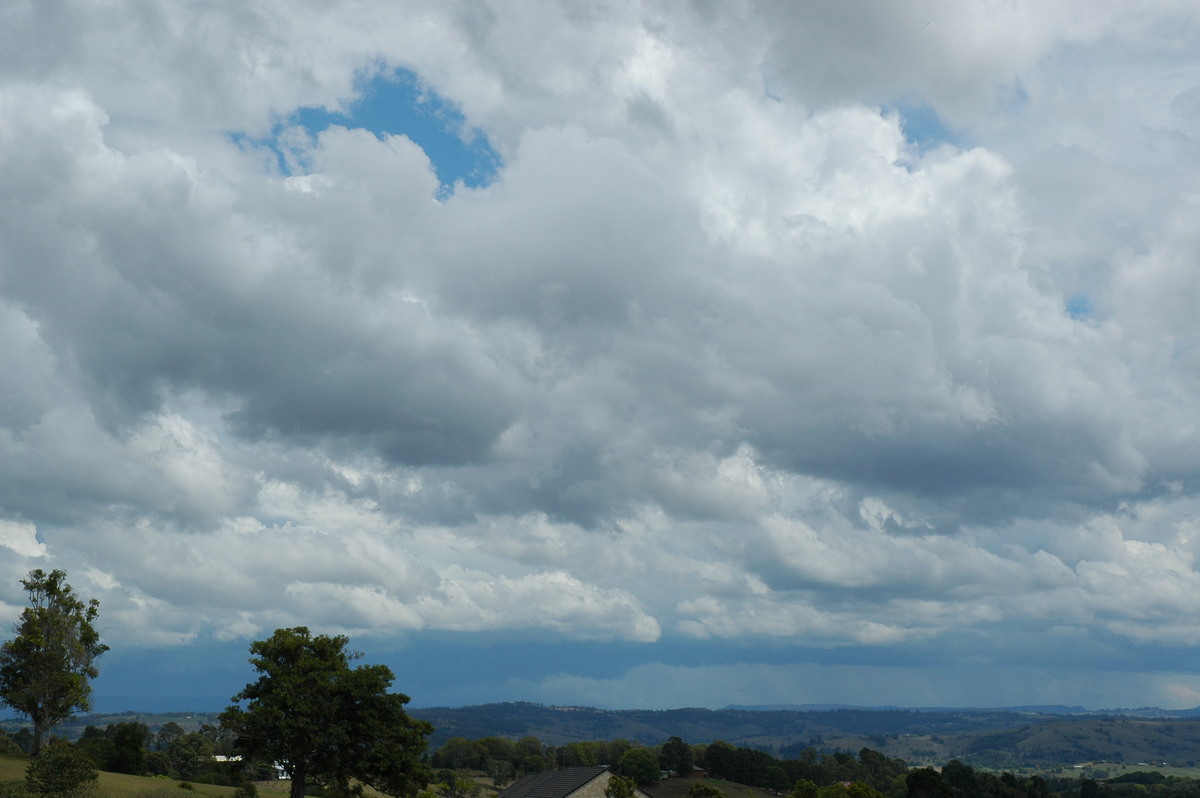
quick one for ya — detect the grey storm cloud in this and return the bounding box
[3,0,1200,710]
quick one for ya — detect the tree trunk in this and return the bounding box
[289,765,307,798]
[31,716,47,758]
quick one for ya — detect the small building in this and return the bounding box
[498,767,651,798]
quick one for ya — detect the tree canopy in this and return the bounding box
[619,747,661,785]
[661,735,694,776]
[0,569,108,757]
[221,626,432,798]
[605,775,638,798]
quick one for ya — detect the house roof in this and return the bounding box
[498,767,611,798]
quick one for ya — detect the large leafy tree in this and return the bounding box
[618,747,661,785]
[0,569,108,757]
[108,721,151,775]
[660,735,693,776]
[221,626,433,798]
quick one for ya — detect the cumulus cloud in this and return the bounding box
[2,0,1200,708]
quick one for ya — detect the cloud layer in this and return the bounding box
[3,0,1200,709]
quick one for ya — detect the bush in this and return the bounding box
[689,784,727,798]
[25,740,99,798]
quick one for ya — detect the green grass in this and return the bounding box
[0,754,238,798]
[0,754,26,782]
[1041,763,1200,780]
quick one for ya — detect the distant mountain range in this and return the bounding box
[406,702,1200,769]
[11,701,1200,770]
[722,704,1200,718]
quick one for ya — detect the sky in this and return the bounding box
[4,1,1200,716]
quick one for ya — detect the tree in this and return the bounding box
[220,627,433,798]
[10,727,33,754]
[0,731,21,756]
[156,721,186,750]
[108,721,150,775]
[792,780,821,798]
[660,736,693,776]
[940,760,978,798]
[516,735,549,772]
[486,758,515,787]
[606,775,638,798]
[434,736,482,769]
[566,741,600,766]
[0,569,108,757]
[168,731,216,780]
[847,784,884,798]
[76,725,116,770]
[702,740,736,780]
[907,768,952,798]
[619,747,660,785]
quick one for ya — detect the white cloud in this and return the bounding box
[0,520,45,558]
[3,0,1200,708]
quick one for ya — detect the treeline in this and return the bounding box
[428,734,1200,798]
[0,721,273,786]
[906,760,1200,798]
[429,734,911,792]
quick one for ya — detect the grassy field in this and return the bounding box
[1039,763,1200,780]
[0,754,238,798]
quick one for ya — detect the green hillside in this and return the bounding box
[0,712,223,743]
[0,754,237,798]
[410,703,1041,751]
[411,703,1200,772]
[954,718,1200,769]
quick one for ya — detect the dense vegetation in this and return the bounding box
[424,734,1200,798]
[1,719,259,785]
[15,712,1200,798]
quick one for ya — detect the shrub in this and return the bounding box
[689,784,727,798]
[25,740,99,798]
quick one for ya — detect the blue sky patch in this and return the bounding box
[234,68,501,194]
[1065,293,1092,319]
[888,101,962,153]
